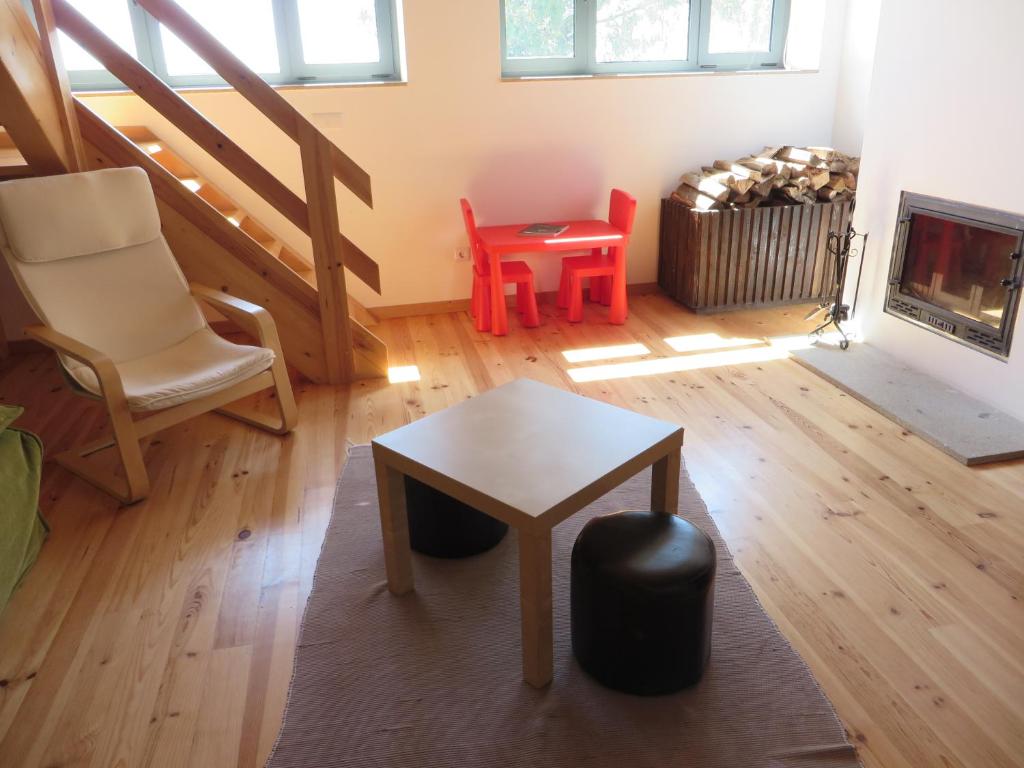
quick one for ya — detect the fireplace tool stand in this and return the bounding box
[807,218,866,351]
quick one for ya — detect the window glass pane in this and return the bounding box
[297,0,381,64]
[58,0,137,71]
[784,0,823,69]
[160,0,279,76]
[596,0,689,63]
[504,0,575,60]
[707,0,774,53]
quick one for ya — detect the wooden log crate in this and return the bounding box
[658,197,854,312]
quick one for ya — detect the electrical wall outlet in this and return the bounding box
[455,247,472,262]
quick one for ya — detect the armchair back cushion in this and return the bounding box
[0,168,205,367]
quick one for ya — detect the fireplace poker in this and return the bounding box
[807,218,863,350]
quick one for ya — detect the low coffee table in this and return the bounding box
[370,378,684,687]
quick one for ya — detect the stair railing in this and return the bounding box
[49,0,383,383]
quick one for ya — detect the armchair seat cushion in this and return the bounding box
[68,328,275,412]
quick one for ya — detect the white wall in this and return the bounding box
[851,0,1024,420]
[830,0,880,154]
[63,0,847,312]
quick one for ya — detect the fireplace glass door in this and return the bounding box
[899,212,1017,329]
[886,192,1024,358]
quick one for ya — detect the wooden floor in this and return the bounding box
[1,293,1021,768]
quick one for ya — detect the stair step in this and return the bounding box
[239,216,272,241]
[225,210,245,227]
[180,177,203,193]
[0,141,31,179]
[118,126,159,144]
[0,157,32,179]
[196,186,234,211]
[139,142,195,178]
[347,296,379,328]
[278,245,312,273]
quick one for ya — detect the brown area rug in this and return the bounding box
[268,445,861,768]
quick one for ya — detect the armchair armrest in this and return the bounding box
[25,325,129,402]
[189,283,280,349]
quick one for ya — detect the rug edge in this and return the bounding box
[263,443,369,766]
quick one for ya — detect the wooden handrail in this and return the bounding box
[50,0,382,295]
[134,0,373,210]
[32,0,85,171]
[52,0,306,230]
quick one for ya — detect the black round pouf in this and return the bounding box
[571,510,716,695]
[404,476,508,558]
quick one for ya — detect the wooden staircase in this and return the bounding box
[0,132,32,180]
[129,127,317,281]
[0,0,388,384]
[117,126,380,329]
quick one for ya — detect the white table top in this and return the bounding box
[371,379,684,529]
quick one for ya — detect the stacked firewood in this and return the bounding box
[671,146,859,211]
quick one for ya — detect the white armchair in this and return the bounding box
[0,166,296,503]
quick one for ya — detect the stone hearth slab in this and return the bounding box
[792,342,1024,466]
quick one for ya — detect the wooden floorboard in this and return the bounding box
[0,293,1021,768]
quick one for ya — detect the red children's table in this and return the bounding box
[474,220,626,336]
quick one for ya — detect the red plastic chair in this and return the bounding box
[557,189,637,323]
[460,199,540,333]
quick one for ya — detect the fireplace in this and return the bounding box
[885,192,1024,358]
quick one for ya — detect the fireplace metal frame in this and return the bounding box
[885,191,1024,360]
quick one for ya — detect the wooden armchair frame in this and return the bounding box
[26,283,297,504]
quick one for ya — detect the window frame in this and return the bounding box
[40,0,403,92]
[697,0,790,70]
[500,0,792,78]
[280,0,401,84]
[58,0,154,90]
[589,0,700,75]
[498,0,586,76]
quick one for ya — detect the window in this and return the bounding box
[43,0,402,91]
[501,0,791,77]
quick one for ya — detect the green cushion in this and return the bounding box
[0,404,48,615]
[0,403,22,431]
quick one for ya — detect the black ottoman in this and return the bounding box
[571,510,716,695]
[404,476,508,558]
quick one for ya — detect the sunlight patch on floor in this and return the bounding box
[387,365,421,383]
[567,345,791,383]
[561,343,650,363]
[663,332,761,354]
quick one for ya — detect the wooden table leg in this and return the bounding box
[489,249,508,336]
[518,527,553,687]
[651,446,680,515]
[373,456,414,594]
